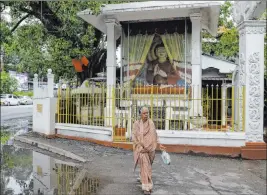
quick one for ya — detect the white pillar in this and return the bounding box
[105,18,119,127]
[33,73,39,99]
[106,19,118,85]
[47,69,54,98]
[32,69,56,136]
[237,20,266,142]
[190,13,202,116]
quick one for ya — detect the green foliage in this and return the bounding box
[1,1,124,82]
[0,131,11,144]
[215,28,239,57]
[202,1,239,59]
[218,1,234,28]
[13,91,33,97]
[0,21,11,44]
[0,71,18,93]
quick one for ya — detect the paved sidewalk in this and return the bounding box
[15,132,266,195]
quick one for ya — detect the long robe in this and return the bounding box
[132,119,158,192]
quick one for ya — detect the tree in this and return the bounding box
[0,71,18,93]
[1,1,124,82]
[202,1,239,60]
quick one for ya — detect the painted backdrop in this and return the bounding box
[124,33,192,87]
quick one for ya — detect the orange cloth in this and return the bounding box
[132,119,158,192]
[81,56,89,66]
[72,59,83,72]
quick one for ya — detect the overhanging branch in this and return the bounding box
[11,13,31,33]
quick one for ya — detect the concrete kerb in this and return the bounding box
[14,135,86,162]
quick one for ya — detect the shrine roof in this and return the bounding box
[101,1,221,13]
[78,1,221,37]
[202,54,237,74]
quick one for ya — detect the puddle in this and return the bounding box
[1,145,101,195]
[1,118,101,195]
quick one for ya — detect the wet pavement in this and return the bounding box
[1,105,33,122]
[1,118,267,195]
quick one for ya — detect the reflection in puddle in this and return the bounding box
[1,145,33,195]
[1,117,100,195]
[1,147,101,195]
[33,152,100,195]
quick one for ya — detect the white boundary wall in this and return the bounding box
[55,123,245,147]
[32,69,57,136]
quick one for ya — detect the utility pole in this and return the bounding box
[0,45,4,72]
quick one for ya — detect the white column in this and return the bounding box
[105,18,119,127]
[106,19,117,86]
[237,20,266,142]
[47,69,54,98]
[190,13,202,116]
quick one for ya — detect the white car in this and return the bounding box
[19,96,33,105]
[0,94,20,106]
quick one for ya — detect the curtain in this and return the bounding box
[123,34,155,81]
[160,32,185,65]
[160,32,192,84]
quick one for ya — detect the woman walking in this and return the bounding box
[132,106,165,194]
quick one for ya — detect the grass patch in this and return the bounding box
[13,91,33,97]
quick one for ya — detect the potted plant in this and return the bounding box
[114,112,126,137]
[190,114,207,128]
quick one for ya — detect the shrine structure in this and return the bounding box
[77,1,222,129]
[30,1,266,159]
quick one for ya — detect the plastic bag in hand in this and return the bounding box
[161,151,171,165]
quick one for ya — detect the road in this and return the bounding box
[1,105,33,122]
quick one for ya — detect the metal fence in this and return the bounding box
[56,164,100,195]
[56,84,245,141]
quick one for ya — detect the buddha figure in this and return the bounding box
[146,44,180,85]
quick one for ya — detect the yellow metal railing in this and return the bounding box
[56,84,245,141]
[57,84,107,126]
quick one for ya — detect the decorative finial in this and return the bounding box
[34,74,38,78]
[47,69,52,74]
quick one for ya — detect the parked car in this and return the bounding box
[0,94,20,106]
[19,96,33,105]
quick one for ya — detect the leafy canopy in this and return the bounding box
[1,1,117,82]
[202,1,239,59]
[0,71,18,94]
